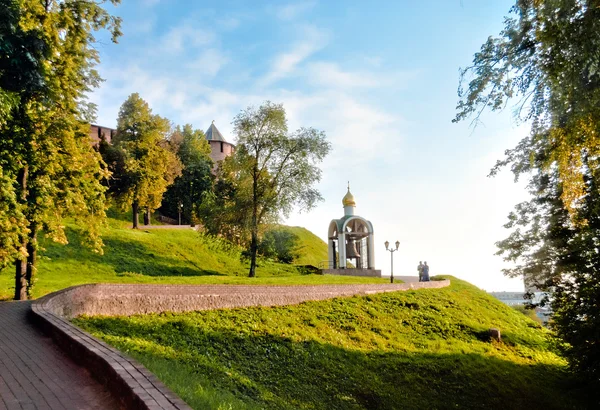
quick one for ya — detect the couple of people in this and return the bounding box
[417,261,430,282]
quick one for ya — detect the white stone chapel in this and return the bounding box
[324,185,381,277]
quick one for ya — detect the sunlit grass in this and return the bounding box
[0,215,387,300]
[75,277,586,410]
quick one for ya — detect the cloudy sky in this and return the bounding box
[91,0,530,291]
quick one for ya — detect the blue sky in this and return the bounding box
[91,0,530,291]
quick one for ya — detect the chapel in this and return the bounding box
[324,185,381,277]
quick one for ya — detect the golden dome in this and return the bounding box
[342,186,356,207]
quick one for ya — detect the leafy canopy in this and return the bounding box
[455,0,600,383]
[0,0,121,298]
[110,93,182,221]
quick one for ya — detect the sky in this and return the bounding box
[90,0,531,291]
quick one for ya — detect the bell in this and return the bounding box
[346,239,361,258]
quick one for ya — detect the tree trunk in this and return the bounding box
[26,224,37,297]
[14,166,28,300]
[249,226,258,277]
[14,255,27,300]
[249,164,259,278]
[143,208,150,225]
[132,201,139,229]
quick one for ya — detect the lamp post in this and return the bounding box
[384,240,400,284]
[178,202,183,225]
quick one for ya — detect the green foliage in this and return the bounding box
[0,0,121,298]
[512,304,543,326]
[0,168,26,268]
[159,125,213,224]
[456,0,600,384]
[75,278,587,410]
[496,167,600,383]
[257,229,299,263]
[214,101,331,277]
[455,0,600,214]
[198,157,254,246]
[108,93,182,227]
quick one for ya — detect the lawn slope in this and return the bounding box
[277,225,329,266]
[0,216,382,300]
[75,277,585,410]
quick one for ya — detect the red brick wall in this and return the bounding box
[89,124,115,145]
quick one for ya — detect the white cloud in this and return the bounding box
[260,25,328,86]
[159,24,215,54]
[186,48,230,77]
[306,62,382,88]
[275,1,317,20]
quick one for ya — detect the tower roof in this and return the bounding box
[205,121,227,142]
[342,183,356,207]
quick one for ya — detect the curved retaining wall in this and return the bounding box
[30,280,450,409]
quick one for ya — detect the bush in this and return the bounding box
[257,229,299,264]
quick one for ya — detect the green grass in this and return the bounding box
[0,216,386,300]
[75,277,586,410]
[274,225,329,267]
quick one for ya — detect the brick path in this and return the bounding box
[0,301,118,410]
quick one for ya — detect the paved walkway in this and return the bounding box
[396,275,420,283]
[0,301,118,410]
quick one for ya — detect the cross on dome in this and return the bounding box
[342,182,356,207]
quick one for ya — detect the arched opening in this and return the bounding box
[342,217,373,269]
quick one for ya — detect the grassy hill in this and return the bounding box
[274,225,329,267]
[0,216,382,300]
[75,277,587,410]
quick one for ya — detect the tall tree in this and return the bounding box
[231,102,331,277]
[160,124,213,224]
[110,93,181,228]
[0,0,121,299]
[455,0,600,381]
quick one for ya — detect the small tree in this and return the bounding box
[232,102,331,277]
[110,93,181,228]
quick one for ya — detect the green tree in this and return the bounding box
[110,93,182,229]
[257,228,300,264]
[455,0,600,381]
[198,161,253,245]
[231,102,331,277]
[0,0,121,299]
[160,124,213,224]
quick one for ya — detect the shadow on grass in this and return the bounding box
[77,317,589,410]
[43,228,226,277]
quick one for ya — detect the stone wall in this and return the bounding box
[38,281,451,319]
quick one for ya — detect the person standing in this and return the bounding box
[422,261,430,282]
[417,261,424,282]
